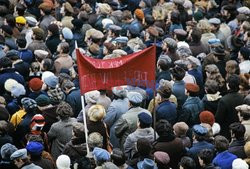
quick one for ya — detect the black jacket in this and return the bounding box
[46,34,61,55]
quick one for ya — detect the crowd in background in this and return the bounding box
[0,0,250,168]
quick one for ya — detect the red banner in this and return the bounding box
[76,46,156,94]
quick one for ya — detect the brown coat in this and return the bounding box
[54,54,74,75]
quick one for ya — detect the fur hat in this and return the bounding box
[199,111,215,127]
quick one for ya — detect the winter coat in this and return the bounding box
[19,49,33,64]
[202,93,221,115]
[156,70,172,83]
[13,60,30,80]
[215,60,227,79]
[228,139,247,159]
[124,127,156,159]
[212,151,237,169]
[48,117,77,160]
[156,100,177,125]
[0,68,25,93]
[54,54,74,75]
[179,96,204,127]
[46,34,61,55]
[104,98,129,148]
[115,107,151,148]
[172,80,187,109]
[0,160,17,169]
[215,92,244,140]
[153,136,185,169]
[188,68,204,97]
[189,41,209,56]
[65,88,82,117]
[39,15,56,35]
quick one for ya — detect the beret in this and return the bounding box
[109,24,122,31]
[185,83,200,93]
[29,78,43,91]
[93,147,110,161]
[25,16,37,27]
[128,24,141,36]
[138,112,152,125]
[35,94,51,107]
[174,29,187,36]
[199,111,215,127]
[26,141,44,155]
[10,149,27,160]
[163,38,177,49]
[237,6,250,15]
[154,151,170,165]
[127,91,143,103]
[193,124,208,136]
[16,16,26,25]
[208,18,221,25]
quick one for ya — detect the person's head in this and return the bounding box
[239,74,250,91]
[162,38,177,53]
[41,58,54,72]
[39,3,52,16]
[205,79,219,94]
[198,149,215,167]
[122,10,133,22]
[127,92,143,107]
[197,19,211,34]
[157,82,172,99]
[191,27,202,43]
[93,147,110,166]
[62,80,75,94]
[232,158,249,169]
[111,148,126,167]
[179,156,196,169]
[239,47,250,62]
[0,120,8,136]
[21,97,38,113]
[88,132,103,150]
[56,155,71,169]
[173,122,189,137]
[72,122,85,139]
[0,57,12,70]
[138,112,152,129]
[32,28,44,41]
[15,3,26,16]
[170,66,185,81]
[229,122,246,140]
[226,60,240,76]
[227,74,240,92]
[136,138,152,157]
[16,35,27,49]
[26,141,44,158]
[157,59,170,71]
[88,105,106,122]
[5,14,16,27]
[10,149,30,168]
[214,135,229,152]
[185,83,200,97]
[56,101,73,120]
[57,42,70,54]
[171,10,181,24]
[1,143,17,160]
[48,23,59,36]
[156,120,175,139]
[192,124,208,141]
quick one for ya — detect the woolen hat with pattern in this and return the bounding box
[154,151,170,166]
[21,97,37,110]
[199,111,215,127]
[29,78,43,91]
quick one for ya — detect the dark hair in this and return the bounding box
[158,59,169,71]
[229,122,246,140]
[191,28,202,43]
[0,57,12,68]
[56,101,73,119]
[176,34,186,42]
[59,42,70,54]
[137,138,152,157]
[227,74,240,92]
[16,3,26,16]
[170,66,185,81]
[214,135,229,152]
[139,119,151,128]
[16,35,27,48]
[156,120,175,140]
[130,101,141,107]
[171,11,180,24]
[240,47,250,60]
[145,15,155,26]
[179,156,196,169]
[111,148,126,166]
[42,58,54,72]
[198,149,215,165]
[5,14,16,27]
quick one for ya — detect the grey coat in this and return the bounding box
[104,98,129,148]
[114,107,151,149]
[124,127,157,159]
[48,117,77,160]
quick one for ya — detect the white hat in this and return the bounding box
[11,83,26,98]
[4,79,18,92]
[34,50,49,59]
[41,71,54,82]
[56,155,71,169]
[102,18,114,29]
[127,91,143,104]
[85,90,100,104]
[208,18,221,25]
[232,158,249,169]
[237,6,250,15]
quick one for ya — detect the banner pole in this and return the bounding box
[153,85,157,141]
[81,94,90,155]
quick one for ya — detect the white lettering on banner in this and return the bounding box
[89,59,125,68]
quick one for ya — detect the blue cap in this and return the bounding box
[62,27,73,40]
[138,112,152,125]
[44,75,58,88]
[10,149,27,160]
[137,158,158,169]
[208,38,221,45]
[115,36,128,44]
[26,141,44,155]
[193,124,208,136]
[93,147,110,162]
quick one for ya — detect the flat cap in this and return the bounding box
[112,86,127,97]
[34,50,49,59]
[109,24,122,31]
[174,29,187,36]
[127,91,143,104]
[91,30,104,39]
[173,0,185,5]
[208,18,221,25]
[147,26,159,37]
[115,36,128,43]
[25,16,37,27]
[193,124,208,136]
[237,6,250,15]
[187,56,201,66]
[163,38,177,49]
[10,149,27,160]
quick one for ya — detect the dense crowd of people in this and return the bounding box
[0,0,250,168]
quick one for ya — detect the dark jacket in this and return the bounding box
[153,136,185,169]
[188,68,204,97]
[46,34,61,55]
[156,100,177,125]
[215,60,226,78]
[172,80,187,109]
[215,92,244,140]
[156,70,172,83]
[65,88,82,118]
[202,95,220,115]
[62,137,87,164]
[179,97,204,127]
[228,138,247,159]
[39,106,58,133]
[189,41,208,56]
[13,60,30,80]
[31,156,54,169]
[0,160,18,169]
[0,68,25,93]
[19,49,33,64]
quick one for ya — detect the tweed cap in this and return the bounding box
[208,18,221,25]
[10,149,27,160]
[163,38,177,49]
[127,92,143,104]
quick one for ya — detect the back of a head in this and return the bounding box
[111,148,126,167]
[214,135,229,152]
[156,120,174,138]
[137,138,152,157]
[179,156,196,169]
[56,101,73,119]
[191,27,202,43]
[227,74,240,92]
[229,122,246,140]
[198,149,215,165]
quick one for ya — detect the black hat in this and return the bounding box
[212,45,225,56]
